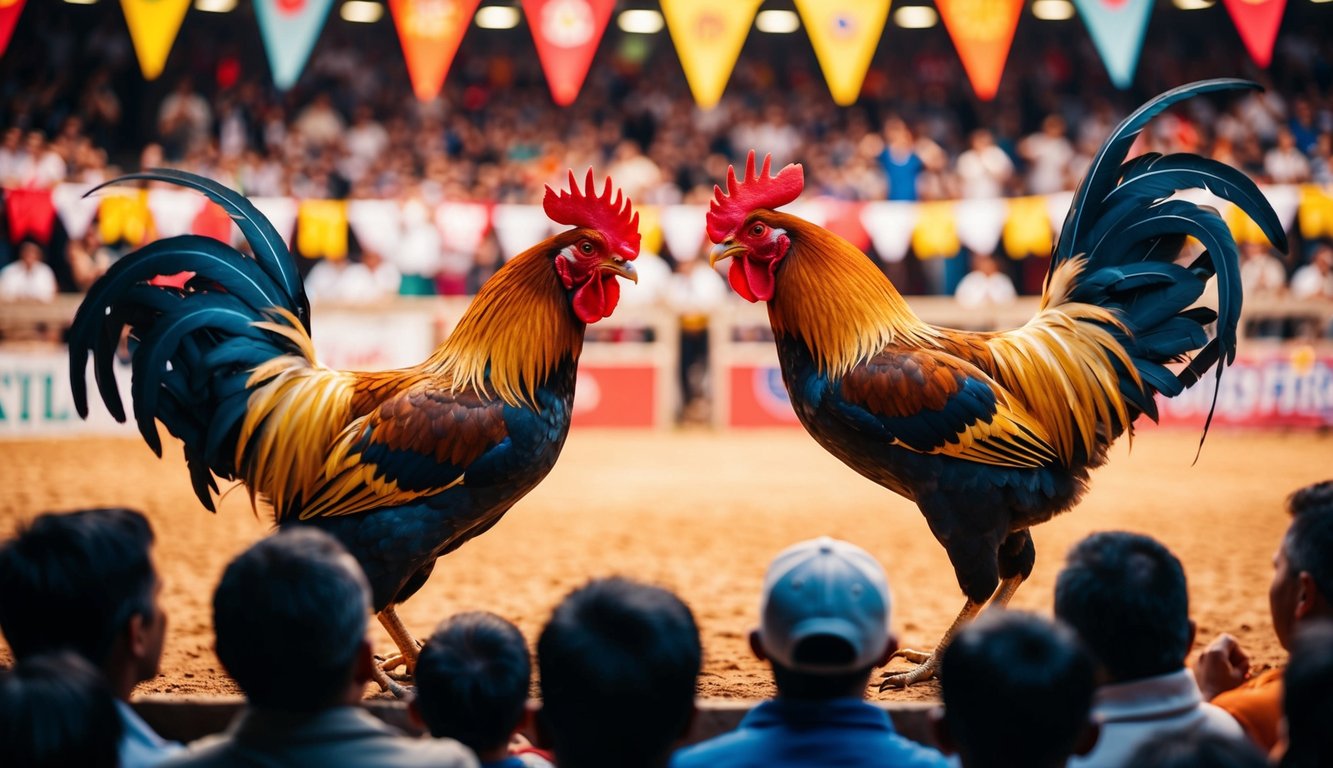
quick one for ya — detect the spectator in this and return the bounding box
[294,93,347,148]
[12,130,66,188]
[1239,241,1289,337]
[875,117,927,202]
[1195,480,1333,753]
[413,611,554,768]
[1126,731,1268,768]
[0,507,181,767]
[156,77,212,161]
[1290,243,1333,301]
[955,129,1014,200]
[672,537,948,768]
[0,240,58,302]
[1019,114,1075,195]
[1054,531,1245,767]
[1279,619,1333,768]
[538,577,701,768]
[954,253,1016,308]
[667,256,728,424]
[0,651,123,768]
[936,611,1098,768]
[160,528,477,768]
[1264,128,1312,184]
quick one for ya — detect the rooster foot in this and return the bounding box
[878,652,941,690]
[888,648,933,665]
[371,664,411,698]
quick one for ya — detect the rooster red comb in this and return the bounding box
[543,169,641,261]
[707,150,804,243]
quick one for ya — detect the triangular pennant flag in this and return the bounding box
[120,0,191,81]
[348,198,404,255]
[638,204,663,256]
[147,187,205,239]
[1260,184,1300,234]
[1297,184,1333,240]
[934,0,1024,100]
[1001,195,1052,258]
[389,0,480,102]
[860,201,918,263]
[254,0,336,90]
[794,0,890,106]
[912,201,960,259]
[52,183,101,241]
[492,204,553,260]
[660,204,708,262]
[98,190,154,247]
[297,199,348,260]
[1221,0,1286,69]
[1045,191,1075,238]
[785,201,827,228]
[435,200,490,255]
[4,187,56,245]
[953,198,1008,255]
[251,197,298,247]
[0,0,27,60]
[820,200,870,252]
[522,0,616,106]
[193,201,235,244]
[1071,0,1154,89]
[660,0,763,109]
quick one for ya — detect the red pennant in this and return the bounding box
[1221,0,1286,69]
[934,0,1024,101]
[521,0,616,106]
[193,201,233,243]
[389,0,481,102]
[5,187,56,245]
[0,0,26,59]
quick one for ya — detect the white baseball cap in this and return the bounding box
[758,537,893,673]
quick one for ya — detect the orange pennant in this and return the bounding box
[389,0,481,102]
[933,0,1024,101]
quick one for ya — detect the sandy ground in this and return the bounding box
[0,427,1328,703]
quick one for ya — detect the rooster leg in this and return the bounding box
[370,664,411,698]
[982,574,1024,614]
[878,599,984,689]
[373,606,423,691]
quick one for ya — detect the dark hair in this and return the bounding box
[213,527,370,711]
[1280,620,1333,768]
[0,650,123,768]
[537,577,701,768]
[1286,481,1333,604]
[1128,730,1267,768]
[941,611,1095,768]
[415,611,531,753]
[1053,531,1191,681]
[0,507,157,666]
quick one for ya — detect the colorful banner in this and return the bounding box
[794,0,890,106]
[4,188,55,245]
[1153,347,1333,429]
[934,0,1023,101]
[254,0,336,91]
[1072,0,1154,89]
[0,0,26,60]
[296,199,348,260]
[1002,195,1052,258]
[861,201,918,263]
[522,0,616,106]
[389,0,480,102]
[660,0,762,109]
[98,190,154,247]
[120,0,191,81]
[1221,0,1286,69]
[912,201,960,259]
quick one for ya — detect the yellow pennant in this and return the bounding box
[1224,201,1269,245]
[1002,196,1052,259]
[120,0,191,81]
[637,204,663,257]
[99,190,154,246]
[660,0,762,109]
[1297,184,1333,240]
[297,200,349,260]
[912,201,960,259]
[794,0,890,106]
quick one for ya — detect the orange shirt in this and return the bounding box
[1212,666,1284,752]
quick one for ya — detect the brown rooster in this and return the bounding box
[70,169,640,695]
[706,80,1286,686]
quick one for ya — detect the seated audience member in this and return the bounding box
[1277,619,1333,768]
[1126,730,1268,768]
[953,253,1017,309]
[936,611,1098,768]
[538,576,701,768]
[0,240,57,302]
[672,537,949,768]
[160,528,477,768]
[0,650,123,768]
[1054,531,1244,767]
[413,611,553,768]
[0,507,182,767]
[1195,480,1333,752]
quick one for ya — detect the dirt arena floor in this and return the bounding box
[1,427,1329,703]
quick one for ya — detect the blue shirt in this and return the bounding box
[671,698,950,768]
[116,700,184,768]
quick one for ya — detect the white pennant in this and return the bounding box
[250,197,299,248]
[953,198,1008,256]
[436,201,491,256]
[660,204,708,262]
[347,199,403,256]
[147,188,205,239]
[784,201,827,228]
[1046,191,1076,239]
[52,183,101,240]
[1259,184,1299,233]
[491,204,554,261]
[860,201,918,263]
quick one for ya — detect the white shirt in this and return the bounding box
[0,259,57,302]
[954,270,1016,308]
[956,145,1013,200]
[117,700,184,768]
[1290,264,1333,300]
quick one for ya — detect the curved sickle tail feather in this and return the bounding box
[69,171,313,511]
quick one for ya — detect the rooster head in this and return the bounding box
[706,150,804,302]
[543,170,641,324]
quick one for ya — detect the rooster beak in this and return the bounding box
[710,241,744,267]
[601,257,638,283]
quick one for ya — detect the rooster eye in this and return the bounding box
[750,223,766,236]
[580,241,594,254]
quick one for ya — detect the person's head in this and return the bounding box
[17,241,42,266]
[1053,531,1193,682]
[1281,619,1333,768]
[937,611,1097,768]
[537,577,700,768]
[0,507,164,696]
[413,611,531,759]
[969,129,994,150]
[212,527,372,711]
[0,650,122,768]
[1127,730,1268,768]
[751,537,896,700]
[1271,481,1333,650]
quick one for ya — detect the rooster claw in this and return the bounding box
[888,648,933,665]
[878,651,940,690]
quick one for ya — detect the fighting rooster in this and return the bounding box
[70,169,639,695]
[707,80,1285,686]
